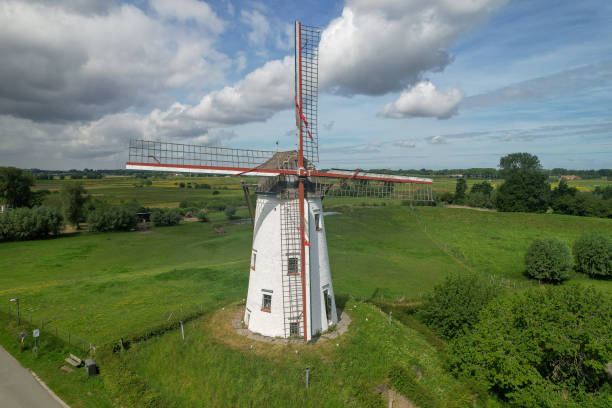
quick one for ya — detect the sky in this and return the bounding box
[0,0,611,171]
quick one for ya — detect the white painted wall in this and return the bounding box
[244,195,338,340]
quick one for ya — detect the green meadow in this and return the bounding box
[1,176,611,407]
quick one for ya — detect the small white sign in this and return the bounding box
[33,329,39,338]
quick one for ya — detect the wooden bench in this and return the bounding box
[65,354,83,367]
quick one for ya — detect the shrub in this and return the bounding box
[87,206,138,232]
[224,206,237,220]
[417,274,501,340]
[196,209,209,222]
[0,206,63,241]
[151,208,182,226]
[470,181,493,196]
[454,178,467,203]
[573,232,612,278]
[448,285,612,406]
[467,192,494,209]
[524,238,571,282]
[212,190,220,195]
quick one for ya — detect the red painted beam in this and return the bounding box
[125,162,299,176]
[298,179,308,342]
[310,170,434,184]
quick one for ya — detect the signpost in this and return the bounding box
[33,329,39,355]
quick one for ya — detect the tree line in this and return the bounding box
[440,153,612,218]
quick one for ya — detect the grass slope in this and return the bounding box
[122,300,482,408]
[413,207,612,290]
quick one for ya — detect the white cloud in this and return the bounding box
[275,23,294,50]
[187,56,294,125]
[393,140,417,148]
[234,51,247,72]
[426,135,447,144]
[380,81,462,119]
[241,9,270,45]
[150,0,224,33]
[0,112,237,168]
[320,0,507,95]
[0,1,230,122]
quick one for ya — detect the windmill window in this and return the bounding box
[288,257,299,275]
[290,322,299,336]
[262,294,272,312]
[315,213,322,231]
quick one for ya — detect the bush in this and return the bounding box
[224,206,237,220]
[573,232,612,278]
[417,274,501,340]
[448,285,612,406]
[0,206,63,241]
[87,206,138,232]
[467,192,494,209]
[151,208,182,226]
[524,238,571,282]
[196,209,209,222]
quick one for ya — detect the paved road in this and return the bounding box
[0,345,65,408]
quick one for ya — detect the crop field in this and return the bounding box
[2,180,611,406]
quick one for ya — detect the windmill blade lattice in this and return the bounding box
[295,23,320,166]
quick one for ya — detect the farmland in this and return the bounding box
[2,175,612,407]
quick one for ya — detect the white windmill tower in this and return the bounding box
[126,21,434,341]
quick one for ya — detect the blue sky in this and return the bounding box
[0,0,610,170]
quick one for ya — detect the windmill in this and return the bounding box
[126,22,433,341]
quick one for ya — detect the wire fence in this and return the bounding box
[4,305,95,354]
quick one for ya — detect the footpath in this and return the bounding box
[0,345,66,408]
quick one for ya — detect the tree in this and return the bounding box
[454,178,467,203]
[470,181,493,196]
[0,206,63,241]
[496,153,550,213]
[496,171,550,212]
[61,182,87,229]
[498,152,542,177]
[0,167,34,208]
[87,206,138,232]
[524,238,572,282]
[150,208,182,226]
[417,273,501,340]
[448,285,612,407]
[573,232,611,278]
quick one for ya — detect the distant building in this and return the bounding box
[0,205,10,214]
[448,174,464,178]
[561,175,582,180]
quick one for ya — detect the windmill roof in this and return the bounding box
[257,150,314,171]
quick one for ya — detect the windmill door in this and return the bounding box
[323,289,332,323]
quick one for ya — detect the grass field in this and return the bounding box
[413,206,612,290]
[35,175,257,208]
[121,301,487,408]
[2,189,611,406]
